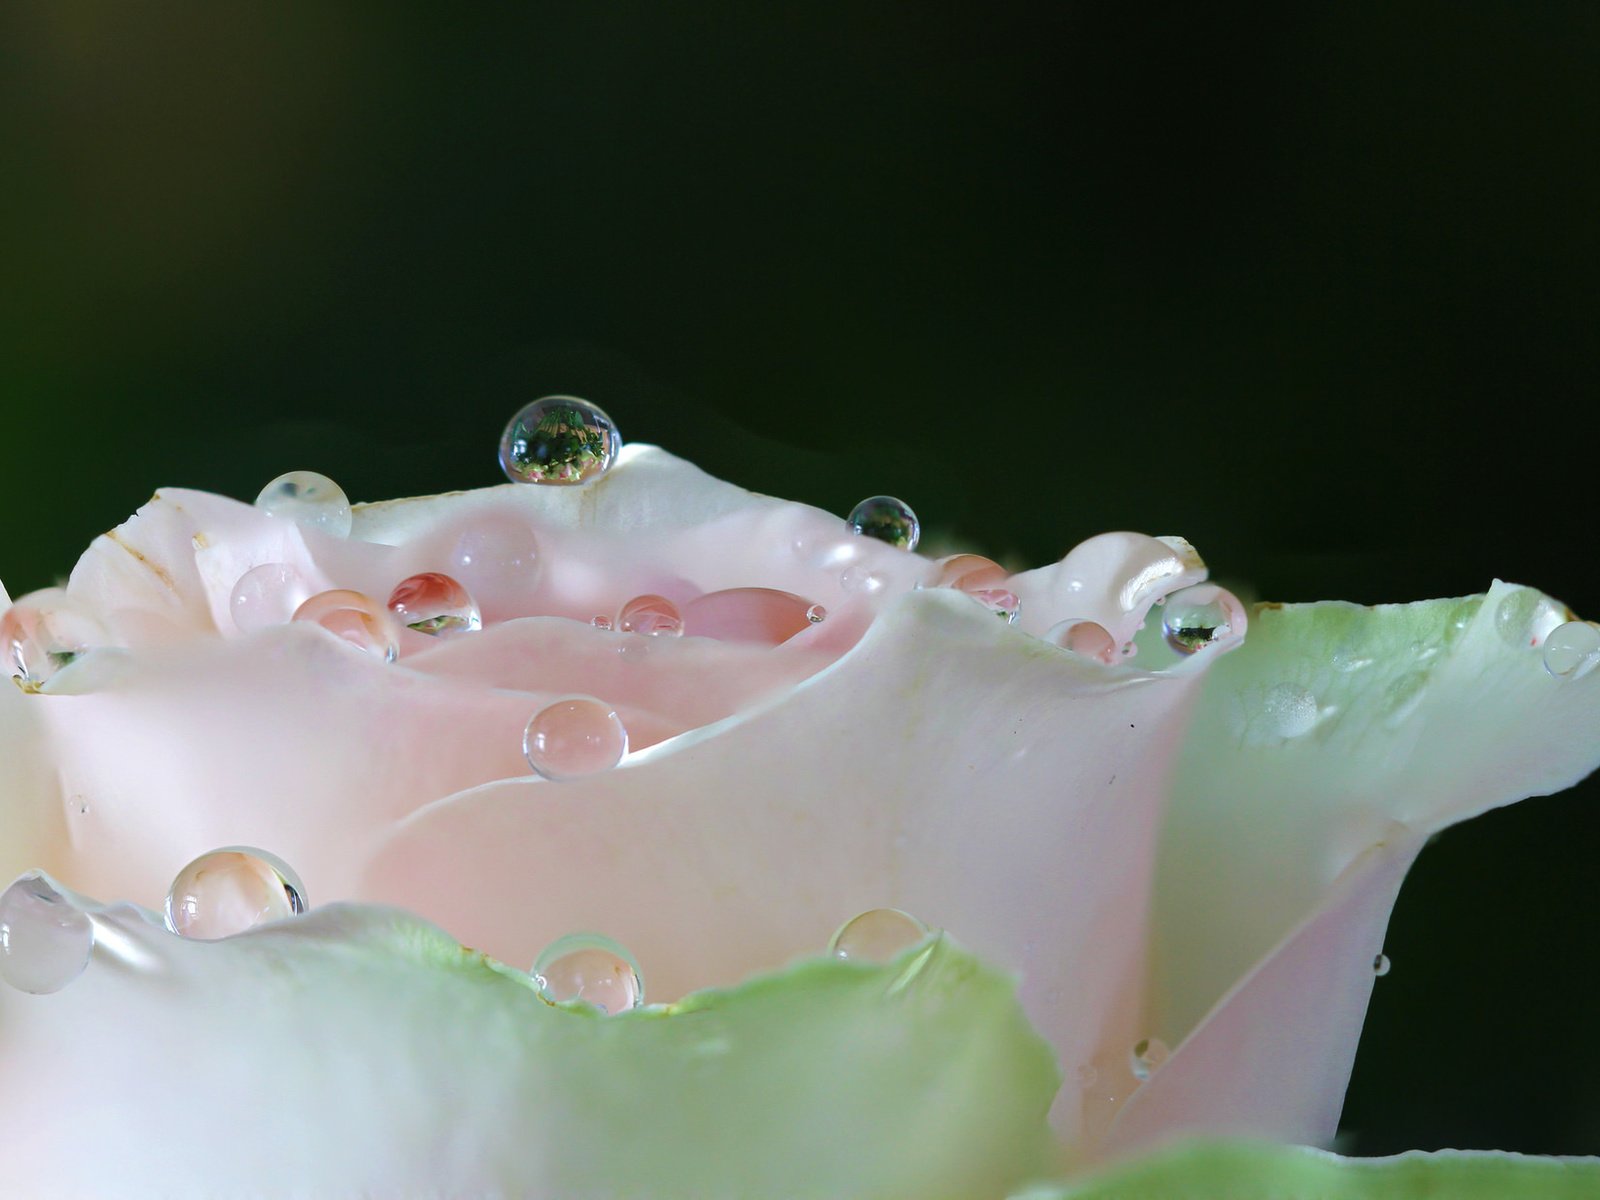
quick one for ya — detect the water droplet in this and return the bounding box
[931,554,1008,591]
[1542,621,1600,680]
[847,496,920,551]
[523,696,628,780]
[1130,1036,1170,1082]
[1045,619,1115,662]
[1444,597,1483,647]
[1372,953,1391,977]
[291,590,400,662]
[1263,682,1318,738]
[532,933,643,1013]
[499,397,621,485]
[617,594,683,637]
[386,572,481,636]
[806,604,827,624]
[254,471,352,538]
[1162,584,1245,653]
[839,564,885,594]
[973,589,1022,623]
[828,908,929,963]
[230,563,314,634]
[445,514,542,603]
[591,614,613,630]
[680,588,824,644]
[0,589,108,685]
[164,848,307,940]
[0,874,94,994]
[1381,671,1429,726]
[1494,587,1563,649]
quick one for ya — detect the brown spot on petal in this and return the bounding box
[103,529,179,595]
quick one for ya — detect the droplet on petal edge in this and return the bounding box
[680,588,825,645]
[532,933,644,1014]
[931,554,1008,591]
[847,495,920,552]
[523,697,629,780]
[617,594,683,637]
[1543,620,1600,680]
[828,908,929,963]
[1373,953,1392,977]
[230,563,314,634]
[164,848,307,941]
[253,470,353,538]
[387,572,482,636]
[1161,583,1246,654]
[0,874,94,994]
[0,588,108,685]
[291,590,401,662]
[499,396,621,485]
[1130,1036,1170,1082]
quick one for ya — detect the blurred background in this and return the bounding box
[1,2,1595,1155]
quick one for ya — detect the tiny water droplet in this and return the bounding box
[230,563,314,634]
[1263,682,1318,738]
[1542,621,1600,680]
[1130,1036,1169,1082]
[1444,597,1483,646]
[499,397,621,485]
[523,697,628,780]
[591,614,613,630]
[847,496,920,551]
[254,471,352,538]
[1373,953,1391,977]
[386,572,482,636]
[828,908,929,963]
[292,590,401,662]
[806,603,827,624]
[0,589,108,685]
[1045,619,1115,662]
[0,874,94,994]
[164,848,306,940]
[617,594,683,637]
[532,933,643,1013]
[1162,584,1245,654]
[970,588,1021,624]
[839,564,886,594]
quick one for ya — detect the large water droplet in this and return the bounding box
[681,587,823,645]
[1130,1036,1170,1082]
[164,848,307,940]
[499,397,621,485]
[1263,682,1318,738]
[617,594,684,637]
[523,696,628,780]
[1494,587,1564,649]
[292,590,401,661]
[1542,621,1600,680]
[0,589,108,685]
[847,496,920,551]
[828,908,929,963]
[254,471,352,538]
[230,563,314,634]
[387,572,481,636]
[1045,618,1115,662]
[0,874,94,994]
[931,554,1008,591]
[532,933,643,1013]
[839,564,885,594]
[1373,953,1392,977]
[445,513,542,610]
[1162,584,1245,653]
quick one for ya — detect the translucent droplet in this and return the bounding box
[1542,621,1600,680]
[828,908,929,963]
[292,589,401,662]
[164,848,306,941]
[386,572,481,636]
[1444,597,1483,647]
[931,554,1008,591]
[445,513,542,605]
[591,614,613,630]
[230,563,314,634]
[1373,953,1392,977]
[0,589,108,685]
[0,874,94,994]
[839,564,885,594]
[254,471,353,538]
[806,604,827,624]
[499,396,621,485]
[968,589,1021,623]
[1494,587,1563,650]
[523,696,628,780]
[532,933,643,1013]
[1045,619,1115,662]
[617,594,683,637]
[1263,682,1318,738]
[847,496,920,551]
[1162,584,1245,654]
[1130,1036,1170,1082]
[680,588,822,645]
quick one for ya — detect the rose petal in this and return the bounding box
[0,885,1059,1197]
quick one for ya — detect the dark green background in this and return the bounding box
[2,3,1596,1156]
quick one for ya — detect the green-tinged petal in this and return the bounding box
[0,887,1061,1197]
[1009,1140,1600,1199]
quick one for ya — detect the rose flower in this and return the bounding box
[2,400,1597,1197]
